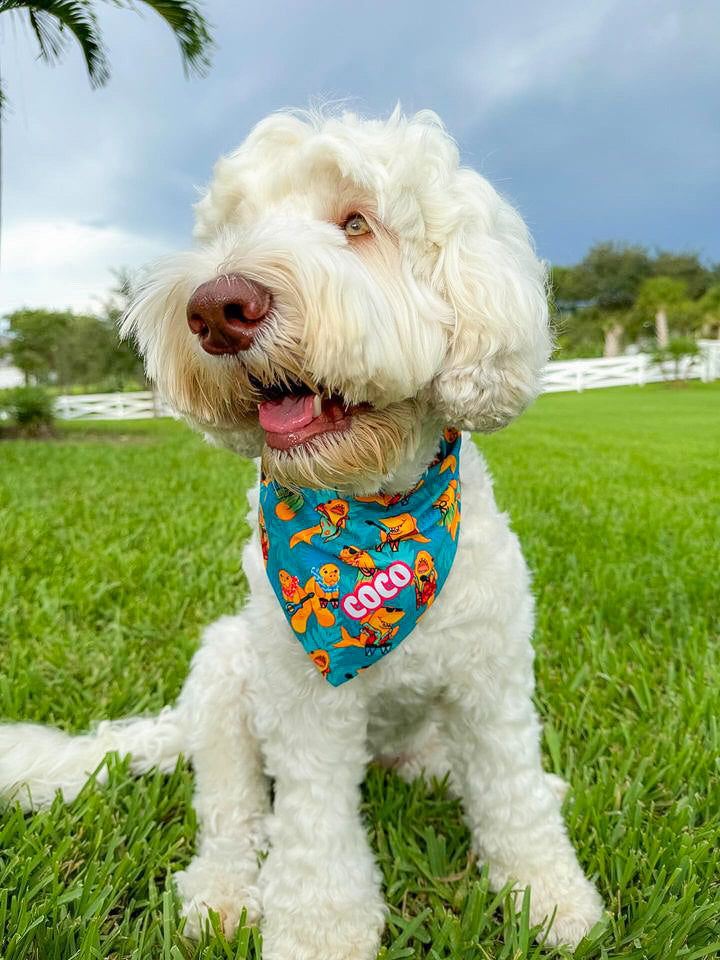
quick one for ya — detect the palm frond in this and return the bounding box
[109,0,213,76]
[2,0,110,86]
[27,8,66,64]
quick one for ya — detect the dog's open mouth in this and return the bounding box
[252,377,365,451]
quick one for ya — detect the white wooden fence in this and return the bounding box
[541,350,711,393]
[52,342,720,421]
[54,391,174,420]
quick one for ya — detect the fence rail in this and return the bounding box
[54,392,174,420]
[541,350,712,393]
[53,342,720,421]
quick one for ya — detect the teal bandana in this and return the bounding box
[259,428,462,686]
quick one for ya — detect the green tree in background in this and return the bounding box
[2,305,144,389]
[695,284,720,338]
[575,242,653,310]
[97,267,147,386]
[1,309,70,383]
[632,276,690,348]
[552,243,719,358]
[551,243,652,357]
[650,251,716,300]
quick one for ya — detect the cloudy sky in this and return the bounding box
[0,0,718,314]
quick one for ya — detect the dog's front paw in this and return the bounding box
[262,903,385,960]
[175,856,261,940]
[521,870,604,948]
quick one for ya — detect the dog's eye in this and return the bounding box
[342,213,371,237]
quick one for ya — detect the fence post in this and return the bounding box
[698,339,720,383]
[700,350,709,383]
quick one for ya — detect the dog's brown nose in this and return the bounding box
[187,275,271,354]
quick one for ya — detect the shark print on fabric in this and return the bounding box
[259,430,462,685]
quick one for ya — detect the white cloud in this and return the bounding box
[0,0,718,288]
[0,219,170,314]
[454,1,620,119]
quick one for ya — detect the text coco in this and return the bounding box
[340,562,413,620]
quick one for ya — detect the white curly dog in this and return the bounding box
[0,109,603,957]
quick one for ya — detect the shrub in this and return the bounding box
[651,336,701,383]
[0,385,56,435]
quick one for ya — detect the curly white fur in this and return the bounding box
[0,108,603,955]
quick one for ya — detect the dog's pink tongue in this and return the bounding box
[258,394,315,433]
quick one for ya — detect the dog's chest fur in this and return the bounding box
[240,439,535,751]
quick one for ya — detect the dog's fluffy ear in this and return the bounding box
[429,169,551,432]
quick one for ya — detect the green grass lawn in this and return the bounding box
[1,383,719,959]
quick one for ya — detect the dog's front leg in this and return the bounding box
[173,617,271,940]
[443,660,604,948]
[260,693,385,960]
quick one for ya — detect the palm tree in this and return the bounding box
[0,1,212,100]
[0,0,213,265]
[633,276,689,349]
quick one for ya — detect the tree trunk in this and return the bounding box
[655,308,669,348]
[603,322,624,357]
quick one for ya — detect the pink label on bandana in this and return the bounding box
[340,562,414,619]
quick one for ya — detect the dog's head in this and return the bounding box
[122,108,550,493]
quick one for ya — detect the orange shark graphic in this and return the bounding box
[367,512,431,552]
[355,478,423,508]
[309,648,331,679]
[413,549,438,610]
[338,544,377,584]
[258,505,269,568]
[432,479,460,541]
[334,606,405,654]
[289,499,349,549]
